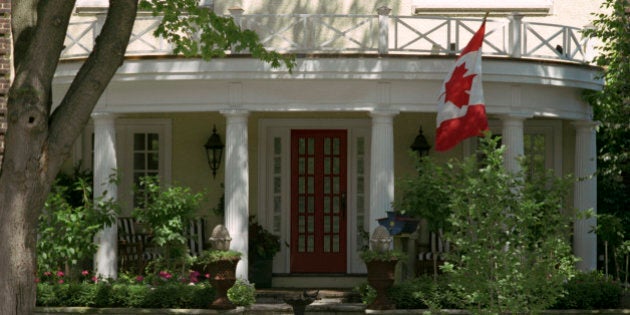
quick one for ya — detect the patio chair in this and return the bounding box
[416,229,450,276]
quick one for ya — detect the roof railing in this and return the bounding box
[61,8,594,64]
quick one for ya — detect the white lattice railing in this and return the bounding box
[62,11,594,64]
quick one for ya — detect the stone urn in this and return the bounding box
[199,224,242,310]
[205,256,240,309]
[365,259,398,310]
[361,225,400,310]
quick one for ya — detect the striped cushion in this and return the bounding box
[417,229,450,261]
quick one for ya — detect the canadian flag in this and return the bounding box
[435,20,488,151]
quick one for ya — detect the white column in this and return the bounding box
[92,112,118,279]
[573,120,598,271]
[222,110,250,279]
[500,114,527,174]
[368,110,398,235]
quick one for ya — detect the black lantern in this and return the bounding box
[204,125,224,178]
[410,126,431,157]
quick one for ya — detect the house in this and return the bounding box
[55,0,604,287]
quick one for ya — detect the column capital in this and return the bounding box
[221,109,250,119]
[572,120,599,129]
[91,112,117,121]
[369,109,399,119]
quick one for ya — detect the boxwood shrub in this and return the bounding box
[551,271,622,310]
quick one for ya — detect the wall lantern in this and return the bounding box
[204,125,224,178]
[410,126,431,157]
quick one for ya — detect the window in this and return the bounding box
[78,119,172,215]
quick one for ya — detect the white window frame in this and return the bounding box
[75,118,172,215]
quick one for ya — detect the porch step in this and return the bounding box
[255,288,362,304]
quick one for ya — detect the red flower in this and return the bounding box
[81,270,89,276]
[56,271,64,277]
[58,279,64,284]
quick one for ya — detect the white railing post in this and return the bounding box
[508,13,524,58]
[582,25,596,63]
[377,6,391,55]
[228,7,245,54]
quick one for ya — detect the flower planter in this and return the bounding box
[377,211,419,235]
[365,259,399,310]
[201,257,240,310]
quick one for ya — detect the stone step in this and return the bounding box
[255,288,362,304]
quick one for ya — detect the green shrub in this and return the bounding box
[227,279,256,306]
[387,276,458,310]
[36,281,215,309]
[551,271,622,309]
[353,282,376,305]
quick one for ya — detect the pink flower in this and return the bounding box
[205,273,211,279]
[81,270,89,276]
[56,271,64,277]
[35,278,40,283]
[43,271,52,277]
[58,279,64,284]
[136,275,144,282]
[158,271,172,280]
[91,276,98,283]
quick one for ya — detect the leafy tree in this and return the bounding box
[583,0,630,235]
[441,135,577,314]
[0,1,293,314]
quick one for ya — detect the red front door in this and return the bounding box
[290,130,347,273]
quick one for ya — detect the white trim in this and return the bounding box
[258,119,371,274]
[412,0,553,15]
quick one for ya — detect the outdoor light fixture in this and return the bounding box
[204,125,224,178]
[410,126,431,157]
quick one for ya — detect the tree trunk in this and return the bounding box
[0,1,137,314]
[0,174,50,315]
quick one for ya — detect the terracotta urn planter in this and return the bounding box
[203,257,240,310]
[365,259,398,310]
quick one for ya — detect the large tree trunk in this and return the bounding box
[0,1,137,314]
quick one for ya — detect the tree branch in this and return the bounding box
[47,0,138,176]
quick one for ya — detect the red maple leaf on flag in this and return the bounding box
[444,63,477,108]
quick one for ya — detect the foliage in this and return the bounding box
[37,268,214,308]
[394,153,452,232]
[387,275,458,310]
[227,279,257,306]
[194,249,242,265]
[249,216,281,260]
[37,167,118,275]
[353,282,376,305]
[139,0,295,70]
[583,0,630,239]
[37,282,214,309]
[593,213,626,280]
[133,176,204,270]
[359,249,406,263]
[441,134,577,314]
[551,271,623,310]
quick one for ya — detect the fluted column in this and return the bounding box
[573,120,598,271]
[92,112,118,279]
[500,114,528,173]
[369,110,398,235]
[222,110,250,279]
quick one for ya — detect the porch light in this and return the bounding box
[410,126,431,157]
[204,125,224,178]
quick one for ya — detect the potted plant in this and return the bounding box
[248,217,281,288]
[360,249,406,310]
[360,225,407,310]
[193,249,242,309]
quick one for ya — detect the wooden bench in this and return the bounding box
[117,217,208,274]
